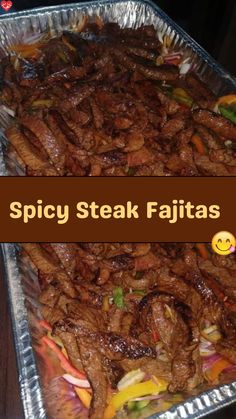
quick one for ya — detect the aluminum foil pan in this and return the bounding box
[2,242,236,419]
[1,243,46,419]
[0,0,236,175]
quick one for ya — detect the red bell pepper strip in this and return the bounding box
[42,336,86,379]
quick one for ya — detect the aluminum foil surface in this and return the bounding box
[1,1,236,418]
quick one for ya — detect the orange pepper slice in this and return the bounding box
[217,94,236,106]
[10,43,43,59]
[42,336,86,379]
[75,388,92,409]
[196,243,209,260]
[205,358,232,382]
[191,134,206,155]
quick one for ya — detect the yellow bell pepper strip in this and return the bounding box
[201,325,221,343]
[31,99,53,108]
[216,95,236,124]
[104,404,116,419]
[104,379,168,419]
[172,87,193,107]
[75,387,92,409]
[205,358,232,382]
[42,336,86,379]
[217,94,236,106]
[102,295,110,312]
[173,87,190,99]
[191,134,206,155]
[163,35,172,49]
[62,35,77,52]
[58,50,70,63]
[10,43,42,59]
[46,331,69,358]
[196,243,209,260]
[117,369,145,391]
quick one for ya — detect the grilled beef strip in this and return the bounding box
[6,126,57,175]
[192,109,236,142]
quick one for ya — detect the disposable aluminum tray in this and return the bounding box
[1,1,236,418]
[2,241,236,419]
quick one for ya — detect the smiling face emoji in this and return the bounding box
[212,231,236,256]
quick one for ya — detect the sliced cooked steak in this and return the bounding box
[21,115,65,174]
[192,109,236,141]
[77,337,108,419]
[6,126,57,175]
[185,73,216,107]
[50,243,77,279]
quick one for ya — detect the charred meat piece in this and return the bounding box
[112,48,179,81]
[157,269,203,319]
[61,318,156,361]
[20,115,65,174]
[77,337,108,419]
[156,89,181,115]
[57,85,95,111]
[161,118,186,140]
[50,243,77,279]
[97,332,156,360]
[6,126,57,175]
[192,109,236,142]
[23,243,76,297]
[103,254,134,271]
[194,154,231,176]
[92,150,127,169]
[45,66,86,84]
[185,73,216,108]
[23,243,60,274]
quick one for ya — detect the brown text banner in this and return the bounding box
[0,177,235,242]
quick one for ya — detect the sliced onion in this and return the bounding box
[201,325,221,343]
[132,394,165,402]
[163,51,182,62]
[63,374,90,388]
[200,338,216,357]
[225,140,232,147]
[200,349,216,357]
[203,354,222,371]
[179,62,192,75]
[203,325,218,334]
[157,31,164,44]
[117,369,145,391]
[164,52,182,60]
